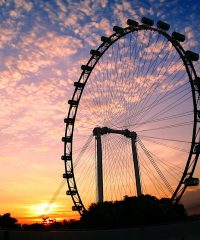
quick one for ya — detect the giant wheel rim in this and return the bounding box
[62,18,200,214]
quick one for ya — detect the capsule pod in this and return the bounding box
[157,20,170,31]
[63,172,73,179]
[172,32,185,42]
[185,177,199,186]
[63,173,66,178]
[193,77,200,93]
[62,136,72,143]
[113,26,124,34]
[72,205,82,211]
[185,50,199,61]
[197,110,200,119]
[193,143,200,153]
[193,77,200,85]
[66,190,77,195]
[68,99,78,106]
[141,17,154,26]
[90,49,101,57]
[61,155,72,160]
[81,65,93,72]
[101,36,111,43]
[64,117,74,124]
[127,19,139,27]
[74,81,85,88]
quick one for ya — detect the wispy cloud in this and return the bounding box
[0,0,200,223]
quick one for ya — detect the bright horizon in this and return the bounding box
[0,0,200,225]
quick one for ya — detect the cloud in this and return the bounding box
[0,69,23,89]
[112,1,140,27]
[183,26,198,49]
[0,26,17,48]
[56,0,68,13]
[19,30,83,59]
[14,0,33,12]
[16,52,54,74]
[35,33,83,58]
[9,10,20,18]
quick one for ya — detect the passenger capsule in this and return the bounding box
[63,173,66,178]
[185,50,199,61]
[74,81,85,88]
[172,32,185,42]
[127,19,139,27]
[63,173,73,179]
[72,205,82,211]
[194,143,200,153]
[184,177,199,186]
[113,26,124,35]
[157,20,170,31]
[64,117,74,124]
[193,77,200,93]
[194,77,200,84]
[197,110,200,119]
[81,65,93,72]
[68,99,78,106]
[141,17,154,26]
[101,36,111,43]
[61,155,72,160]
[62,136,72,142]
[90,49,101,57]
[66,190,77,195]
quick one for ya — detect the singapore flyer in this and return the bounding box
[62,17,200,214]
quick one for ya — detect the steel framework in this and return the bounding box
[62,17,200,214]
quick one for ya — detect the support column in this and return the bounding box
[131,136,142,196]
[95,130,104,203]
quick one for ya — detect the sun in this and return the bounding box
[29,202,58,217]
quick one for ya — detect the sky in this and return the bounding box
[0,0,200,224]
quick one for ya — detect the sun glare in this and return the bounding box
[29,203,59,217]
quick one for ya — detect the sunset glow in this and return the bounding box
[28,203,58,217]
[0,0,200,224]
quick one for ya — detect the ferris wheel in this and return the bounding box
[62,17,200,214]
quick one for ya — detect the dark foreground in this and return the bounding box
[0,218,200,240]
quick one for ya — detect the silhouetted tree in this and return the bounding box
[0,213,19,229]
[46,219,80,230]
[80,195,187,228]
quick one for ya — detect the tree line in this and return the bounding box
[1,194,198,230]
